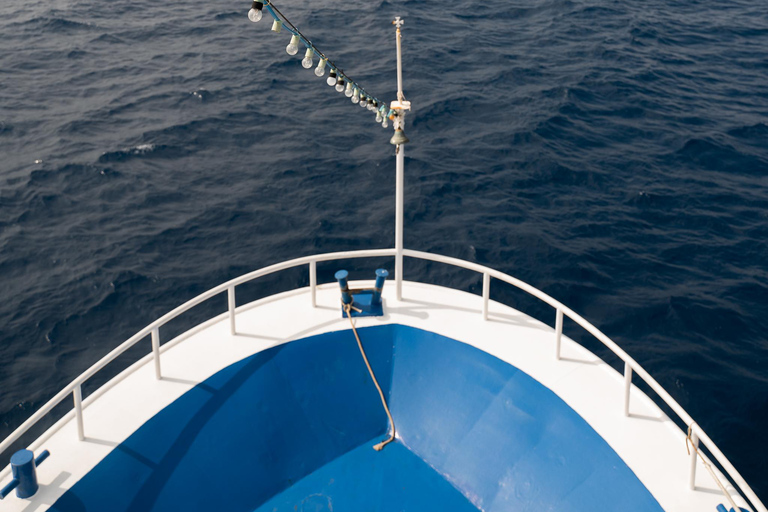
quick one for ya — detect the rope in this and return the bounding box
[686,425,741,512]
[343,302,396,451]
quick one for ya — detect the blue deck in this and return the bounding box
[50,324,663,512]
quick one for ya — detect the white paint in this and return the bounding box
[0,282,752,511]
[395,148,404,301]
[554,308,563,360]
[151,328,161,380]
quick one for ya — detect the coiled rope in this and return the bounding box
[343,302,396,451]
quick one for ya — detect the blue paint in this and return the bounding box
[2,449,50,499]
[51,325,663,512]
[371,268,388,305]
[333,270,352,305]
[335,268,387,318]
[4,0,768,497]
[0,478,19,500]
[341,289,384,318]
[254,439,479,512]
[34,450,50,467]
[717,506,751,512]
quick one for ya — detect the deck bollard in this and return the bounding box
[0,449,50,499]
[371,269,388,305]
[334,269,388,317]
[335,270,352,305]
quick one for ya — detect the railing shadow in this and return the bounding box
[1,247,762,512]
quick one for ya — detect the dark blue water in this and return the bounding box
[1,0,767,502]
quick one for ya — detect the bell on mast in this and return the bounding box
[390,128,410,145]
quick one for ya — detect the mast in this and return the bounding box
[391,16,410,301]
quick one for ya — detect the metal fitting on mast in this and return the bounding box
[389,17,411,146]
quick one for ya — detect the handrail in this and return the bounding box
[402,248,766,512]
[0,247,763,512]
[0,248,395,458]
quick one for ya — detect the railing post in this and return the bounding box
[689,426,699,490]
[482,272,490,320]
[151,328,161,380]
[73,385,84,441]
[623,362,632,417]
[309,261,317,308]
[228,286,236,335]
[555,308,563,360]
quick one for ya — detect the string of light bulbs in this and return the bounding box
[247,0,398,128]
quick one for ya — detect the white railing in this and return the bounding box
[0,247,763,512]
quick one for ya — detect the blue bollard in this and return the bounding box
[335,270,352,305]
[371,269,388,305]
[0,449,50,500]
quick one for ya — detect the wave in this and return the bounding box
[668,137,768,174]
[13,16,99,32]
[2,0,768,496]
[727,122,768,140]
[97,144,186,162]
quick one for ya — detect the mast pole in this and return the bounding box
[392,16,409,301]
[395,136,404,300]
[395,18,405,102]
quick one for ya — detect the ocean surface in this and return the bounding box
[1,0,767,503]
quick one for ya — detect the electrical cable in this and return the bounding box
[251,0,388,121]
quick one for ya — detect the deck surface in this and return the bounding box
[43,325,661,511]
[0,281,746,511]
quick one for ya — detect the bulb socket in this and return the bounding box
[251,1,263,10]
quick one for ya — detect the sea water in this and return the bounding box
[1,0,766,501]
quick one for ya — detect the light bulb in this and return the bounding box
[248,1,263,22]
[286,35,300,56]
[271,19,282,33]
[335,77,345,93]
[301,48,313,68]
[382,118,388,128]
[326,70,337,86]
[344,82,353,97]
[360,96,368,107]
[351,88,359,103]
[376,112,383,123]
[314,58,326,77]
